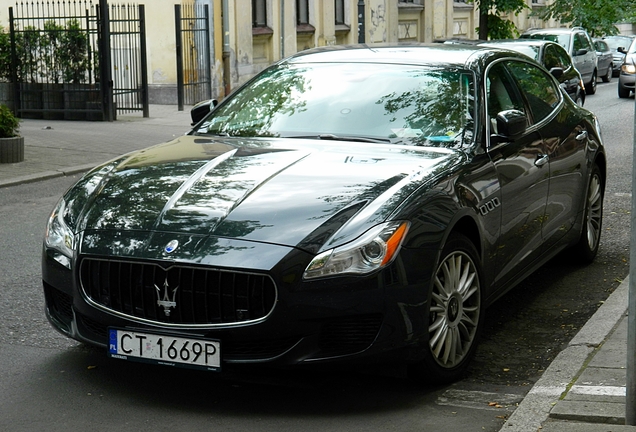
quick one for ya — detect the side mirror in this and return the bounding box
[618,47,627,54]
[493,109,527,141]
[574,49,588,56]
[190,99,218,126]
[549,67,564,79]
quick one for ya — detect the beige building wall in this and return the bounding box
[1,0,618,105]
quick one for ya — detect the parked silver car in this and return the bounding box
[602,35,635,77]
[521,27,598,94]
[618,38,636,98]
[479,39,586,106]
[593,39,613,82]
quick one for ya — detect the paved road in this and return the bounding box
[0,81,631,432]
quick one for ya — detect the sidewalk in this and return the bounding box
[501,277,635,432]
[0,105,193,188]
[1,105,635,432]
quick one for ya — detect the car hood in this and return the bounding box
[67,135,462,254]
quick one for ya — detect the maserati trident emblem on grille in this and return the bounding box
[154,278,179,316]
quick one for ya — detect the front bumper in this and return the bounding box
[42,237,433,368]
[619,72,635,90]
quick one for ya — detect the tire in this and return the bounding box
[585,71,597,94]
[619,83,631,98]
[573,164,603,263]
[409,233,484,384]
[602,64,612,83]
[575,92,585,107]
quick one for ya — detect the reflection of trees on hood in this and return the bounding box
[377,71,474,149]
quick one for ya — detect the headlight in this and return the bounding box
[622,64,636,74]
[303,221,409,280]
[44,198,75,268]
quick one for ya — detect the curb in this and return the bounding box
[0,163,94,189]
[499,277,630,432]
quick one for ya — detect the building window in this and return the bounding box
[253,0,267,27]
[335,0,345,25]
[297,0,309,25]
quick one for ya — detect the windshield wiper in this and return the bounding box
[289,133,391,143]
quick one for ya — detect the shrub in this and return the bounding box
[0,104,20,138]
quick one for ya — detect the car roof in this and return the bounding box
[477,39,559,60]
[282,43,521,68]
[602,35,634,41]
[485,39,553,46]
[523,27,583,35]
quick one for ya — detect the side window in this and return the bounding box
[506,61,560,123]
[554,46,572,71]
[572,34,583,53]
[544,45,572,71]
[543,45,562,70]
[574,33,592,53]
[486,62,525,134]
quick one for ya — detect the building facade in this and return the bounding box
[0,0,617,105]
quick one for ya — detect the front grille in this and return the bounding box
[79,258,277,326]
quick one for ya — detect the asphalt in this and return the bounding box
[1,105,635,431]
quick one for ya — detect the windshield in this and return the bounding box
[604,36,633,51]
[195,63,476,149]
[523,33,570,51]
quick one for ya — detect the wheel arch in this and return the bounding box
[594,151,607,186]
[447,214,482,261]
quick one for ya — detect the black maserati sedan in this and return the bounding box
[43,44,605,384]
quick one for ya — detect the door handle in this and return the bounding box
[576,130,588,141]
[535,154,549,167]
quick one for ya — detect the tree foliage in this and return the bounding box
[475,0,528,40]
[0,29,10,82]
[487,14,521,39]
[535,0,636,37]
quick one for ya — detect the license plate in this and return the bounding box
[108,328,221,371]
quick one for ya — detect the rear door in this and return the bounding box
[505,59,587,250]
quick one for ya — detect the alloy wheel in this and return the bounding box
[428,250,481,369]
[585,172,602,251]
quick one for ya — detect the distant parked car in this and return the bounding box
[479,39,586,105]
[602,35,635,77]
[618,38,636,98]
[520,27,598,94]
[593,39,613,82]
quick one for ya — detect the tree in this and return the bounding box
[477,0,528,40]
[536,0,636,37]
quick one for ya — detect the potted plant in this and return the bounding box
[0,104,24,163]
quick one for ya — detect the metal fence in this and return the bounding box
[7,0,148,120]
[175,2,212,110]
[9,1,101,119]
[107,3,148,117]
